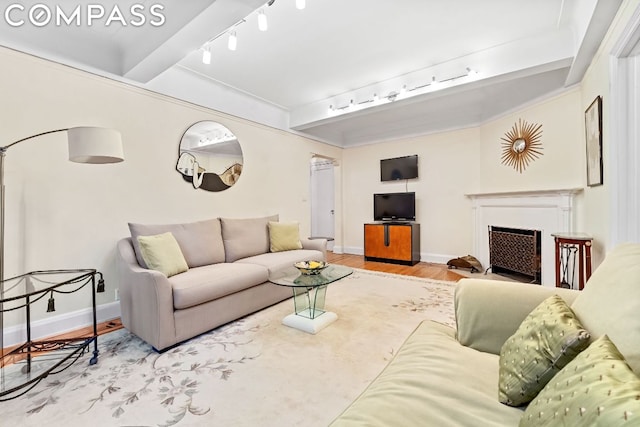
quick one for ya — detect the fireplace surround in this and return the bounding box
[466,188,582,286]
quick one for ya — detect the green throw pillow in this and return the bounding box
[520,335,640,426]
[268,221,303,252]
[137,232,189,277]
[499,295,591,406]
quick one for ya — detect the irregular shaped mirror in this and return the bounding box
[176,121,243,192]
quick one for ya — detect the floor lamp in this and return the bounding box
[0,127,124,359]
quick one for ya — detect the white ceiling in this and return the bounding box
[0,0,623,146]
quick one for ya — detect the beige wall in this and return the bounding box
[342,89,584,262]
[0,47,341,327]
[477,89,584,194]
[342,128,481,262]
[579,0,640,265]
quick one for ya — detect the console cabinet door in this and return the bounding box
[364,224,386,258]
[364,224,414,261]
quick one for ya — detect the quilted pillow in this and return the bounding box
[520,335,640,426]
[499,295,590,406]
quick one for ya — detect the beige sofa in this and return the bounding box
[115,215,326,351]
[331,243,640,426]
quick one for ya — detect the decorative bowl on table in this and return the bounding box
[294,261,328,275]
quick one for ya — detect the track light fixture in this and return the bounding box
[202,46,211,64]
[258,9,268,31]
[228,31,237,51]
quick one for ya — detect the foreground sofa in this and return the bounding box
[332,243,640,426]
[116,215,326,351]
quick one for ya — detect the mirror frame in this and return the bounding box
[500,118,543,173]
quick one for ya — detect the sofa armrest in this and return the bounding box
[116,238,176,351]
[300,238,327,261]
[455,278,579,355]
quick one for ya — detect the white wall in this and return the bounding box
[0,47,342,333]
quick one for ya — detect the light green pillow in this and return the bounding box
[268,221,303,252]
[137,232,189,277]
[520,335,640,426]
[499,295,591,406]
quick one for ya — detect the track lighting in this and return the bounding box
[228,31,237,51]
[296,0,305,10]
[328,66,480,117]
[202,47,211,64]
[258,9,268,31]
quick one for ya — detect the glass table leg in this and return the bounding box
[283,285,337,334]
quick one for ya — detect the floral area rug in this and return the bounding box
[2,269,457,427]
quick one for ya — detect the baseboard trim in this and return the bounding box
[422,253,456,265]
[3,302,121,348]
[342,247,455,265]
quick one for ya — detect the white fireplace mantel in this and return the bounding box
[465,188,583,286]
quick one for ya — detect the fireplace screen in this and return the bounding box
[488,226,541,283]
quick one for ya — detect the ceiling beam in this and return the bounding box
[123,0,265,83]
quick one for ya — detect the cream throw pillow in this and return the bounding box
[520,335,640,426]
[499,295,590,407]
[137,232,189,277]
[268,221,303,252]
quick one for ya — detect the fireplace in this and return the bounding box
[466,188,582,287]
[488,226,541,283]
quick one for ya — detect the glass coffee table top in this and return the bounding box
[269,264,352,334]
[268,264,353,288]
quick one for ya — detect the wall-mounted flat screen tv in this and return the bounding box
[380,154,418,181]
[373,192,416,221]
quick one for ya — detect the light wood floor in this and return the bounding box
[327,251,465,281]
[2,253,462,359]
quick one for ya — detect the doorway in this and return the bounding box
[310,156,335,251]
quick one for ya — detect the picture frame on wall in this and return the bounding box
[585,96,603,187]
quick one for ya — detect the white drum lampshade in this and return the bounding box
[67,127,124,164]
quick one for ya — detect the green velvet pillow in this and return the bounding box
[137,232,189,277]
[499,295,591,406]
[268,221,303,252]
[520,335,640,426]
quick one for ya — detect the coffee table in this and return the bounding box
[269,264,352,334]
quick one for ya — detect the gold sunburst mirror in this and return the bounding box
[500,118,543,173]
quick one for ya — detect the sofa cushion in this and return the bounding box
[268,221,303,252]
[137,232,189,277]
[168,263,269,310]
[330,321,524,427]
[220,215,278,262]
[521,335,640,427]
[236,249,323,275]
[571,243,640,374]
[498,295,590,407]
[129,218,225,269]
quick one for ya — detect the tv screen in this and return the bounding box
[380,155,418,181]
[374,192,416,221]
